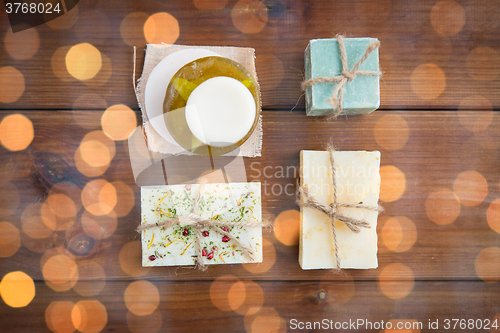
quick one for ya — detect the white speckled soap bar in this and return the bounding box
[141,182,262,267]
[299,150,381,269]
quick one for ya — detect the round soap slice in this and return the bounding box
[185,77,257,147]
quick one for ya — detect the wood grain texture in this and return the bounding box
[0,0,499,110]
[0,110,498,283]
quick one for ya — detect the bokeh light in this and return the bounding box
[379,165,406,202]
[73,260,106,297]
[318,273,355,305]
[65,43,102,81]
[75,130,116,177]
[111,181,135,217]
[194,0,229,10]
[120,12,149,47]
[0,67,25,104]
[453,170,488,207]
[458,96,493,132]
[82,179,117,216]
[243,238,276,274]
[474,247,500,283]
[0,271,35,308]
[374,115,410,151]
[426,188,460,225]
[232,280,264,315]
[0,113,34,151]
[231,0,268,34]
[72,300,108,333]
[101,104,137,141]
[124,280,160,316]
[487,199,500,234]
[52,46,74,82]
[5,27,40,59]
[430,1,465,36]
[46,5,78,29]
[143,12,180,44]
[274,210,300,246]
[81,209,117,240]
[381,216,417,252]
[46,301,76,333]
[83,54,113,87]
[210,275,240,311]
[0,181,20,216]
[466,47,500,81]
[21,203,54,239]
[0,222,21,258]
[410,63,446,100]
[127,309,163,333]
[378,263,415,299]
[244,307,285,333]
[119,241,151,277]
[42,254,79,291]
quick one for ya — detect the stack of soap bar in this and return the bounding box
[304,38,380,116]
[299,150,381,269]
[141,182,262,267]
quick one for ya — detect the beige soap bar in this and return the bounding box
[141,182,262,267]
[299,150,381,269]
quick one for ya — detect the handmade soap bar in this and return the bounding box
[304,38,380,116]
[299,150,380,269]
[141,182,262,267]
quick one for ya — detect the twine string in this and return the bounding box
[137,182,271,270]
[296,146,383,269]
[301,35,382,119]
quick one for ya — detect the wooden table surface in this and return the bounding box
[1,1,499,332]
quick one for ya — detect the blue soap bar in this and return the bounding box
[304,38,380,116]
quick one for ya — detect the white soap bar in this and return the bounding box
[141,182,262,267]
[299,150,381,269]
[185,76,256,147]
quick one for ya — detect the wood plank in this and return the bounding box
[0,280,498,332]
[0,1,499,110]
[0,110,498,282]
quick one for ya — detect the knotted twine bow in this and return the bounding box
[301,35,382,120]
[296,146,383,269]
[137,182,271,271]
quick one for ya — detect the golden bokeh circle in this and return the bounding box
[430,1,465,36]
[374,115,410,151]
[466,47,500,81]
[452,170,488,207]
[73,260,106,297]
[81,209,117,240]
[101,104,137,141]
[5,27,40,60]
[458,96,493,132]
[474,247,500,283]
[232,280,265,316]
[0,271,35,308]
[426,188,461,225]
[410,63,446,100]
[120,12,149,47]
[119,241,151,277]
[143,12,180,44]
[378,263,415,299]
[81,179,117,216]
[127,309,163,333]
[72,300,108,333]
[65,43,102,81]
[244,307,285,333]
[21,203,55,238]
[42,254,79,291]
[210,275,240,311]
[111,181,135,217]
[274,210,300,246]
[0,113,34,151]
[487,199,500,234]
[0,66,25,104]
[46,301,76,333]
[231,0,268,34]
[0,222,21,258]
[52,46,74,82]
[124,280,160,316]
[381,216,417,252]
[379,165,406,202]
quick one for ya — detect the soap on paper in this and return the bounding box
[304,38,380,116]
[299,150,381,269]
[141,182,262,267]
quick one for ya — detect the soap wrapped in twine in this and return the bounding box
[137,181,272,271]
[296,146,383,270]
[301,35,382,120]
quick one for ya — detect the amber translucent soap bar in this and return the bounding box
[163,56,261,156]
